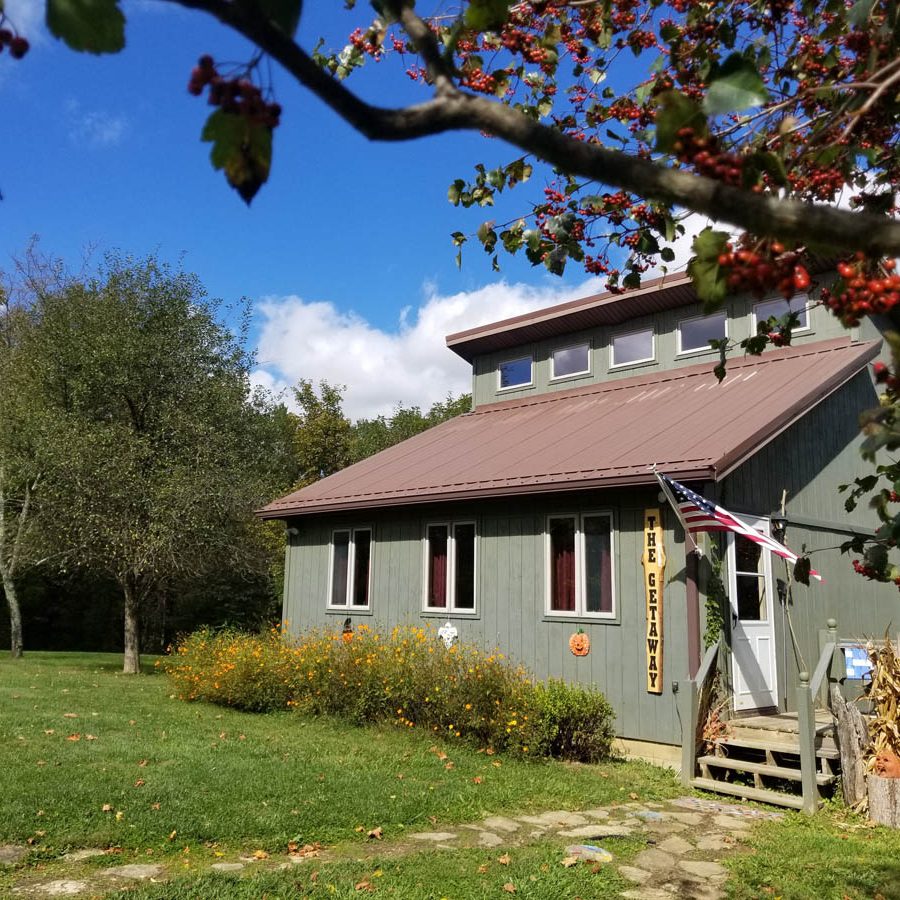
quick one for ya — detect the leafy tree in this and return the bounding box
[351,393,472,462]
[8,1,900,581]
[291,380,353,487]
[20,255,288,673]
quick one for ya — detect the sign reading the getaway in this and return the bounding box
[641,508,666,694]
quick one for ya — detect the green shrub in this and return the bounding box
[165,624,615,763]
[532,679,616,763]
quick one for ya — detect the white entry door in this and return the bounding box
[727,518,779,712]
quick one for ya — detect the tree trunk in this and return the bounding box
[1,570,23,659]
[868,773,900,827]
[832,685,869,806]
[122,577,141,674]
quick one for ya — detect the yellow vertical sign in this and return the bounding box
[642,508,666,694]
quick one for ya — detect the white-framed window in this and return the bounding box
[328,527,373,609]
[545,512,615,618]
[610,327,654,368]
[423,521,477,612]
[551,342,591,380]
[677,311,727,355]
[498,355,533,390]
[753,294,810,332]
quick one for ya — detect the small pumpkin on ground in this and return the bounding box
[569,629,590,657]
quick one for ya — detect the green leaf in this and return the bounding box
[849,0,877,27]
[448,180,464,206]
[202,110,272,205]
[47,0,125,54]
[793,556,812,586]
[465,0,510,31]
[256,0,303,36]
[660,247,676,263]
[654,91,706,153]
[687,228,730,305]
[703,53,769,116]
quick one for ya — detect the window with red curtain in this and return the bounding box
[427,525,449,608]
[549,517,576,612]
[584,515,612,614]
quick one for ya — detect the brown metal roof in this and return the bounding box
[258,338,879,518]
[446,273,696,362]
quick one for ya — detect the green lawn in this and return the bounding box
[0,652,675,854]
[3,652,900,900]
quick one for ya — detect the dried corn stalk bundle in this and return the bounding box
[865,636,900,776]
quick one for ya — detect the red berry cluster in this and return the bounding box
[822,257,900,326]
[716,239,810,300]
[673,127,744,186]
[188,56,281,128]
[0,27,29,59]
[461,66,498,93]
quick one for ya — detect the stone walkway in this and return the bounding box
[4,796,782,899]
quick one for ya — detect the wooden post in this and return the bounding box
[796,671,819,815]
[832,684,869,806]
[868,774,900,827]
[679,679,699,787]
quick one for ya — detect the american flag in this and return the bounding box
[655,471,822,581]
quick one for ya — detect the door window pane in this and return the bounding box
[611,328,653,366]
[331,531,350,606]
[552,343,590,378]
[734,534,767,620]
[499,356,532,388]
[427,525,449,608]
[454,523,476,609]
[679,312,726,353]
[549,517,576,611]
[583,515,612,613]
[352,530,371,607]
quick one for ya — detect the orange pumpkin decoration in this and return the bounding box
[569,630,590,657]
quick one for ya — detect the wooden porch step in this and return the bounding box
[713,735,840,760]
[698,755,835,786]
[689,777,807,810]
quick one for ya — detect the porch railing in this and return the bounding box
[796,617,839,814]
[679,634,722,786]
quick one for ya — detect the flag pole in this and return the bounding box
[652,465,702,555]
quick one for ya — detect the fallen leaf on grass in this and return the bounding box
[63,713,78,719]
[561,857,578,868]
[67,734,81,742]
[134,779,145,788]
[138,759,148,767]
[44,730,55,735]
[151,803,161,811]
[168,830,177,841]
[367,827,383,840]
[472,776,483,784]
[115,811,124,821]
[428,816,438,825]
[102,804,113,813]
[355,879,375,892]
[492,761,502,768]
[498,853,511,866]
[290,843,323,859]
[503,883,516,893]
[86,735,97,741]
[310,870,319,883]
[444,762,455,770]
[477,864,489,874]
[628,792,639,800]
[252,849,269,859]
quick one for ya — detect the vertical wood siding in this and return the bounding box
[472,294,853,407]
[282,488,690,746]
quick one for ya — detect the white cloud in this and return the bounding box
[2,0,45,43]
[66,100,128,148]
[252,278,602,420]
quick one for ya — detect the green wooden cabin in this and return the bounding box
[260,274,899,771]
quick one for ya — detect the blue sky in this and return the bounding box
[1,1,645,416]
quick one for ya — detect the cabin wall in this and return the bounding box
[283,487,694,746]
[471,292,852,408]
[723,370,900,709]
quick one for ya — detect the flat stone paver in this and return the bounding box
[678,860,728,880]
[62,850,106,863]
[516,815,549,827]
[480,816,520,833]
[696,834,735,852]
[0,845,28,865]
[29,881,88,896]
[712,815,750,831]
[618,865,652,884]
[669,812,704,826]
[478,831,504,848]
[621,888,676,900]
[657,835,693,855]
[409,832,458,842]
[635,810,665,822]
[582,808,611,820]
[211,862,245,873]
[632,849,676,872]
[100,864,164,879]
[559,824,633,839]
[536,810,589,827]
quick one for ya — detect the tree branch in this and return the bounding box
[167,0,900,255]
